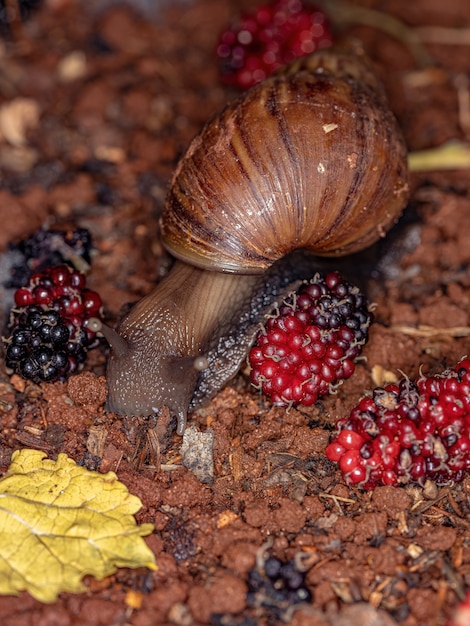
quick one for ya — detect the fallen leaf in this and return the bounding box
[0,449,156,603]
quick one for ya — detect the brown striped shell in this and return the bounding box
[161,48,409,274]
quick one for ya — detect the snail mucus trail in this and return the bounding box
[96,47,410,435]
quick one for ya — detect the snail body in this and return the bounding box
[103,47,409,434]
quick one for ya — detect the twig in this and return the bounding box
[390,324,470,338]
[318,492,356,513]
[455,74,470,138]
[408,141,470,171]
[314,0,434,67]
[415,26,470,46]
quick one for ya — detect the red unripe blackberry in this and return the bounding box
[3,265,103,383]
[217,0,333,89]
[14,288,35,307]
[248,271,372,407]
[326,359,470,489]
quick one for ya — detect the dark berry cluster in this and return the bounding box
[326,359,470,489]
[249,271,372,407]
[217,0,332,89]
[247,555,311,619]
[3,264,102,383]
[5,226,92,290]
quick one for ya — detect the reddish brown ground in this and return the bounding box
[1,0,470,624]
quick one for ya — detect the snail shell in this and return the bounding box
[162,48,409,274]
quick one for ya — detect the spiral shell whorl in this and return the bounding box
[162,49,409,274]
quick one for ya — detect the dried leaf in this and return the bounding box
[0,449,156,603]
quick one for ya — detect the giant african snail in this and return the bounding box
[96,46,409,434]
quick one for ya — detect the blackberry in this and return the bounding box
[248,271,372,407]
[326,358,470,489]
[5,306,72,381]
[217,0,332,89]
[247,554,311,621]
[3,265,103,383]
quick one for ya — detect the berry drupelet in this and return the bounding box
[217,0,332,89]
[248,271,372,407]
[326,358,470,489]
[3,264,103,383]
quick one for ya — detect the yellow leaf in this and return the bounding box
[0,449,156,603]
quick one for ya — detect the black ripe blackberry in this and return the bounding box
[247,554,311,621]
[5,306,79,382]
